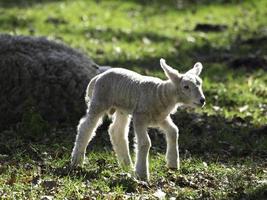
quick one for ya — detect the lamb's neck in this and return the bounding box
[158,80,178,109]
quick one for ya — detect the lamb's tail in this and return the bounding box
[85,75,98,104]
[85,75,116,117]
[85,65,111,104]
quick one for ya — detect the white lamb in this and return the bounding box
[71,58,205,180]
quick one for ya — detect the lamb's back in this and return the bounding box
[94,68,163,112]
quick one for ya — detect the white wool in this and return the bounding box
[71,58,205,181]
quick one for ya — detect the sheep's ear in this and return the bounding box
[160,58,181,82]
[187,62,203,76]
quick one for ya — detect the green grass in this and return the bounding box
[0,131,266,199]
[0,0,267,199]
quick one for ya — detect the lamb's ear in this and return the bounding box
[160,58,181,82]
[187,62,203,76]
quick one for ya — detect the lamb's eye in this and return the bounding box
[184,85,189,89]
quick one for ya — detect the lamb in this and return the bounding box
[71,58,206,180]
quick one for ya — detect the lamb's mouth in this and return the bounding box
[193,102,205,107]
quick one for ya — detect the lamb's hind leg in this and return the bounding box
[71,106,104,167]
[109,110,132,168]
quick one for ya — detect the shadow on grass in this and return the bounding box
[235,184,267,200]
[0,0,249,9]
[83,27,175,44]
[117,0,249,12]
[2,109,265,162]
[0,0,63,8]
[101,30,267,72]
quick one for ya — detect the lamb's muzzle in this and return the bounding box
[71,58,205,181]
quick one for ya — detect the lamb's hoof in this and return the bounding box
[167,163,180,170]
[70,152,85,169]
[135,170,149,182]
[119,159,133,171]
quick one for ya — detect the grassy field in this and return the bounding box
[0,0,266,199]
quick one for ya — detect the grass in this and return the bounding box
[0,0,267,199]
[0,130,266,199]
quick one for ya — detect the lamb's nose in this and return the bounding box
[200,98,205,105]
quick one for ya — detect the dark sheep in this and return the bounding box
[0,34,103,130]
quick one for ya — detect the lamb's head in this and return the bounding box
[160,58,205,108]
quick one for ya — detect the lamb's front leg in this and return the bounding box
[133,117,151,181]
[159,116,180,169]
